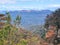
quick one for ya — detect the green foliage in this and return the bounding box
[14,15,21,27]
[6,12,11,24]
[20,39,28,45]
[45,9,60,29]
[0,24,40,45]
[44,9,60,45]
[0,12,41,45]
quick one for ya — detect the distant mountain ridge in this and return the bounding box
[0,10,52,29]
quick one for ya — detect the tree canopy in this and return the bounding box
[45,9,60,29]
[6,12,11,24]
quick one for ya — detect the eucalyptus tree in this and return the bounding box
[14,15,21,27]
[45,9,60,45]
[6,12,11,24]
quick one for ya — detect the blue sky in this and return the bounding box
[0,0,60,11]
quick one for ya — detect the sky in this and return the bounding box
[0,0,60,11]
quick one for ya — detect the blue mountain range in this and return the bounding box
[0,10,52,29]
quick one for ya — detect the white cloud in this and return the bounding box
[0,0,40,4]
[22,0,55,2]
[0,0,17,4]
[47,4,60,8]
[17,0,40,1]
[0,5,33,10]
[0,5,20,10]
[0,5,44,11]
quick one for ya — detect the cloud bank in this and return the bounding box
[0,0,60,10]
[0,0,17,4]
[48,4,60,7]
